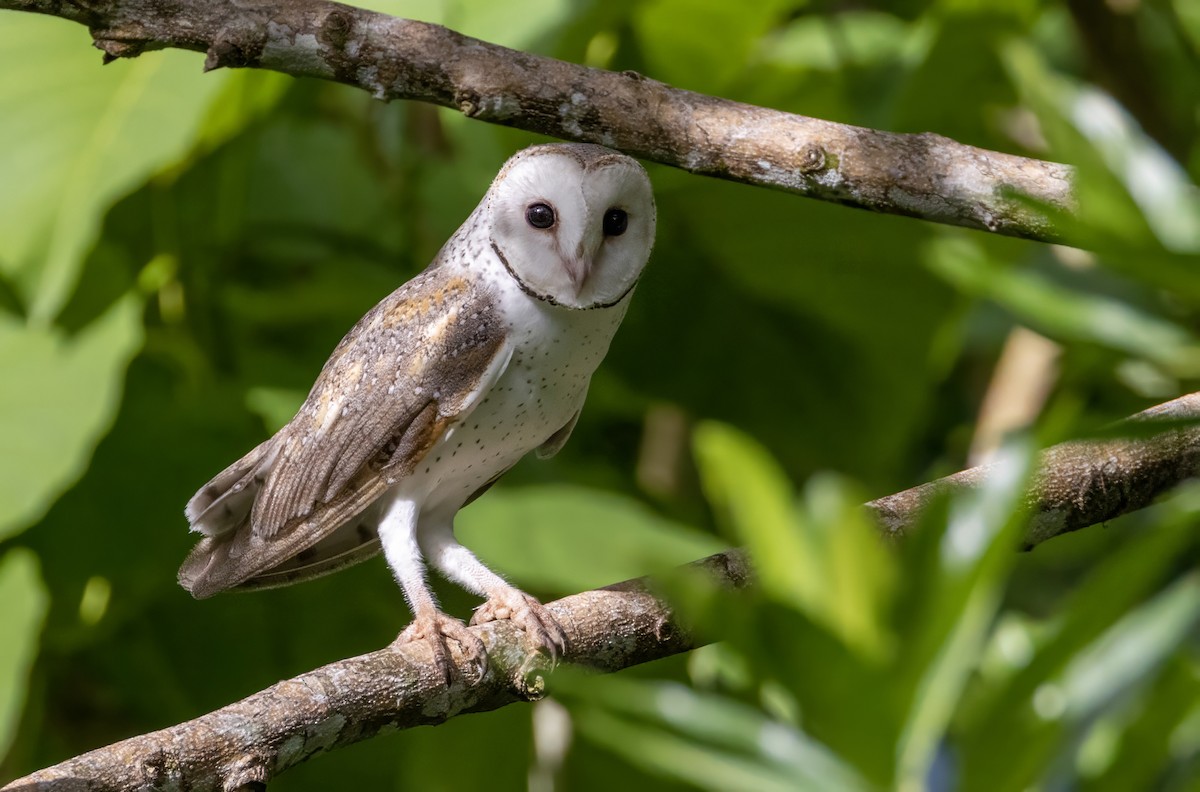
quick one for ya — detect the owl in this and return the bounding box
[179,144,656,679]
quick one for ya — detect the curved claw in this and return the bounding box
[394,611,487,683]
[471,590,569,662]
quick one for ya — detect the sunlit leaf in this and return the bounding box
[0,294,142,540]
[925,234,1200,375]
[634,0,792,91]
[958,485,1200,791]
[692,422,814,609]
[0,15,232,322]
[795,472,896,660]
[457,485,723,593]
[761,12,922,72]
[1002,41,1200,258]
[895,439,1034,790]
[0,548,49,763]
[693,423,895,659]
[564,675,868,792]
[1060,575,1200,722]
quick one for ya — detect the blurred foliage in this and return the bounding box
[1,0,1199,789]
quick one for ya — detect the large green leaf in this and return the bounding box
[0,295,142,540]
[457,485,723,594]
[0,14,232,322]
[691,421,812,608]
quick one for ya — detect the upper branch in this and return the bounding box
[2,0,1074,242]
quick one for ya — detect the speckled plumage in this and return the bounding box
[180,144,655,676]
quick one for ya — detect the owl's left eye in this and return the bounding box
[526,203,556,230]
[603,208,628,237]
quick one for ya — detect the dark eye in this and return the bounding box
[526,203,556,229]
[603,208,628,237]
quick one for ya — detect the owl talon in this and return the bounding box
[472,591,568,663]
[394,611,487,683]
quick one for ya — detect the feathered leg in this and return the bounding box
[379,498,485,681]
[418,518,568,662]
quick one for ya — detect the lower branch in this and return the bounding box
[870,392,1200,546]
[3,551,751,792]
[7,394,1199,792]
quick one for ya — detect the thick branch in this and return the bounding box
[2,0,1074,242]
[8,394,1200,792]
[869,392,1200,547]
[3,551,751,792]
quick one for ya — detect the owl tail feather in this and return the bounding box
[185,438,280,538]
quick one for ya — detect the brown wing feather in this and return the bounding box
[179,270,510,598]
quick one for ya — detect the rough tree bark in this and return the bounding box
[1,0,1074,242]
[8,393,1200,792]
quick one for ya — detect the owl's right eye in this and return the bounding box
[525,203,556,230]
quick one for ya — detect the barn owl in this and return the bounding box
[179,144,656,679]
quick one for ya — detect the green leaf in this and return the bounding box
[1002,39,1200,285]
[564,675,869,792]
[693,422,894,659]
[1004,42,1200,254]
[1058,574,1200,723]
[0,14,232,321]
[895,439,1035,789]
[761,12,919,72]
[0,294,143,539]
[959,488,1200,791]
[456,485,723,593]
[924,234,1200,375]
[690,423,900,781]
[692,422,813,609]
[0,548,49,763]
[1080,658,1200,791]
[634,0,792,91]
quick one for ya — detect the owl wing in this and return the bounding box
[179,270,512,598]
[535,406,582,459]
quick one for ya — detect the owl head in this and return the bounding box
[486,144,656,310]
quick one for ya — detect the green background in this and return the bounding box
[2,0,1199,789]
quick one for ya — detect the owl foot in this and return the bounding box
[393,611,487,684]
[471,590,568,663]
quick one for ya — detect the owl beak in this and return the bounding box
[564,256,592,293]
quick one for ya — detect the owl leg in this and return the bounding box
[378,498,485,682]
[418,521,568,662]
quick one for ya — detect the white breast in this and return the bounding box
[398,253,631,516]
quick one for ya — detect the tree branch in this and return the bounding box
[869,392,1200,547]
[3,550,751,792]
[7,393,1200,792]
[1,0,1074,242]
